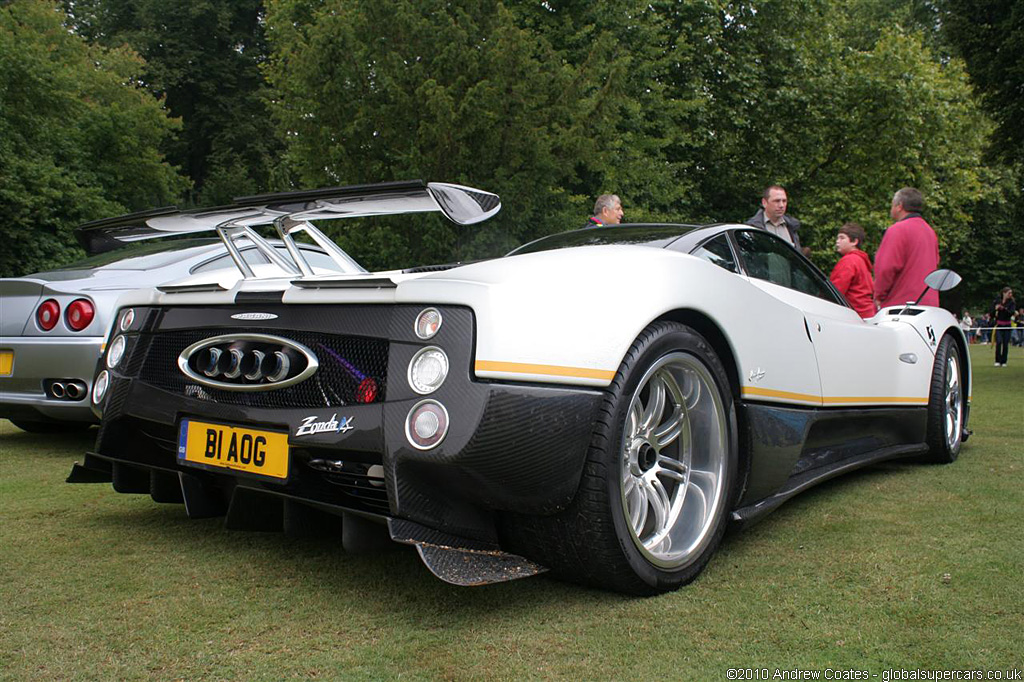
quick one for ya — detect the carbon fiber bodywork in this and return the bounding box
[89,304,603,543]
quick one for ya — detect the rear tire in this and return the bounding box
[503,322,737,595]
[923,334,964,464]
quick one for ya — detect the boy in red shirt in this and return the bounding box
[830,222,876,318]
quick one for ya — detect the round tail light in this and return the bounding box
[92,370,110,405]
[405,400,449,450]
[66,299,95,331]
[37,299,60,331]
[106,335,126,369]
[408,347,449,394]
[415,308,443,339]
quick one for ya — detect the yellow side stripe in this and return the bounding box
[475,360,616,381]
[821,395,928,405]
[742,386,928,405]
[742,386,820,403]
[473,363,941,405]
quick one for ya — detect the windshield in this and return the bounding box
[507,224,701,257]
[57,237,220,271]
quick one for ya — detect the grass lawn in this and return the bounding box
[1,345,1021,680]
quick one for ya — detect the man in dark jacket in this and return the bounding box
[746,185,801,248]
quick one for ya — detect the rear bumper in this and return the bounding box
[89,304,604,544]
[92,379,602,543]
[0,336,103,423]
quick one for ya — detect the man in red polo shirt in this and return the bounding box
[874,187,940,308]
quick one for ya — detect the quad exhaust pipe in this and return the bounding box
[47,380,88,401]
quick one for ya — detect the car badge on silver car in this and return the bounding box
[178,333,318,391]
[295,414,354,437]
[231,312,279,321]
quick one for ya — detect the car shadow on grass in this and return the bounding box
[69,454,942,612]
[78,493,624,612]
[0,422,96,454]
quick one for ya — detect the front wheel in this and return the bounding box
[923,335,965,463]
[503,322,738,595]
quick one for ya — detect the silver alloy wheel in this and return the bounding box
[944,352,962,451]
[619,351,728,569]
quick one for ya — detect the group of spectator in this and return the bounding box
[960,289,1020,365]
[584,186,1017,366]
[748,185,939,317]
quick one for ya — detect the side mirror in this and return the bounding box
[923,269,962,292]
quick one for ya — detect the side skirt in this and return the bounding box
[731,442,927,527]
[732,403,929,527]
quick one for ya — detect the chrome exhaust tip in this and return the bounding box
[50,381,66,399]
[65,381,86,400]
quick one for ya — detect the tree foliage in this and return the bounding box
[63,0,284,205]
[264,0,689,268]
[262,0,995,276]
[945,169,1024,315]
[3,0,1018,306]
[0,0,186,277]
[941,0,1024,164]
[656,0,991,267]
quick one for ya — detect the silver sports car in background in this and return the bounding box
[1,209,352,432]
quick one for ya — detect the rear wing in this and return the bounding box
[74,180,501,279]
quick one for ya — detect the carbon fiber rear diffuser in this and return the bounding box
[389,519,547,586]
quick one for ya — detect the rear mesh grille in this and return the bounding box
[138,329,388,408]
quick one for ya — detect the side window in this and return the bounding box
[733,230,842,304]
[691,235,738,273]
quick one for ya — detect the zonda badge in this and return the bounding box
[296,414,355,437]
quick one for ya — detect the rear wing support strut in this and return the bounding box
[273,217,364,277]
[214,223,301,279]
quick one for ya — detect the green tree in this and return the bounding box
[941,0,1024,165]
[264,0,684,268]
[0,0,186,277]
[657,1,991,271]
[63,0,283,205]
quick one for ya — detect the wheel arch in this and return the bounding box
[947,325,971,394]
[652,308,750,502]
[944,324,972,434]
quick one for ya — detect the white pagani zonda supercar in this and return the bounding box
[69,181,971,595]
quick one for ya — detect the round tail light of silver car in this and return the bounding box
[92,370,110,405]
[66,298,95,331]
[37,299,60,331]
[415,308,443,339]
[408,346,448,394]
[106,335,127,369]
[405,400,449,450]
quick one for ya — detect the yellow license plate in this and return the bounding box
[177,419,289,480]
[0,350,12,377]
